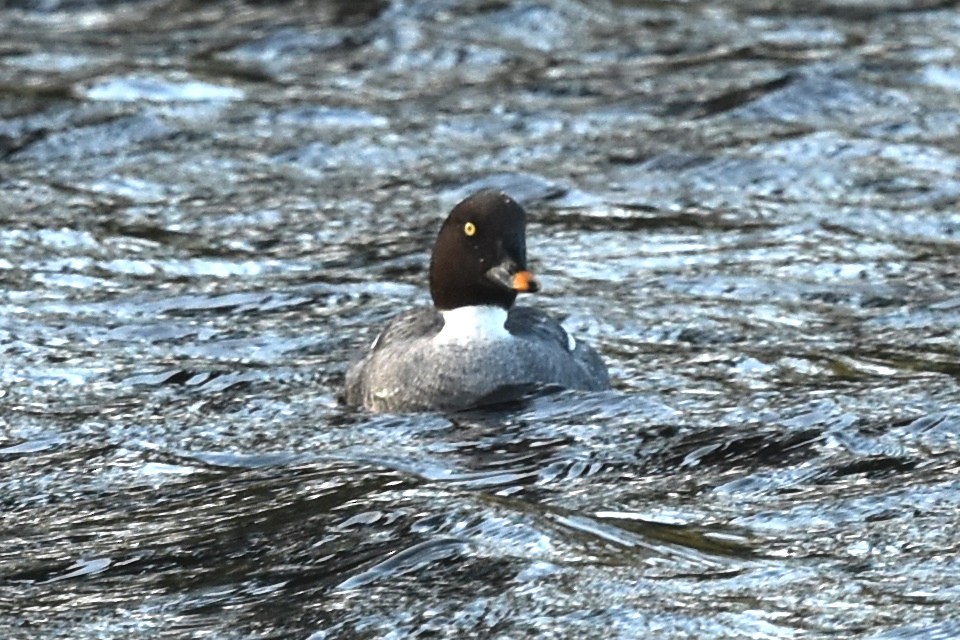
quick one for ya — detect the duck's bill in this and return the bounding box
[486,264,540,293]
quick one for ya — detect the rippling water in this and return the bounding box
[2,0,960,638]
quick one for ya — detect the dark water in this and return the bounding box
[2,0,960,637]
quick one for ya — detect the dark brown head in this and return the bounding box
[428,190,540,311]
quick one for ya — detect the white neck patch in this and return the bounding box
[435,305,510,343]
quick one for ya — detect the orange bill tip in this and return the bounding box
[512,270,540,293]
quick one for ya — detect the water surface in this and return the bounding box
[2,0,960,638]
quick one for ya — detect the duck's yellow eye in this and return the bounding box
[464,222,476,236]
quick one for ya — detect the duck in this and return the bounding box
[343,189,609,412]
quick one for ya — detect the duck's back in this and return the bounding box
[344,305,609,413]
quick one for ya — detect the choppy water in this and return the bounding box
[2,0,960,638]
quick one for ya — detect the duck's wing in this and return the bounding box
[367,306,443,352]
[505,305,575,351]
[342,306,442,408]
[505,305,610,390]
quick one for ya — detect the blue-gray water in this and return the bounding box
[2,1,960,638]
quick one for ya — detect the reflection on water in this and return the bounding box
[2,0,960,638]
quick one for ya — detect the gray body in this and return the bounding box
[344,305,609,413]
